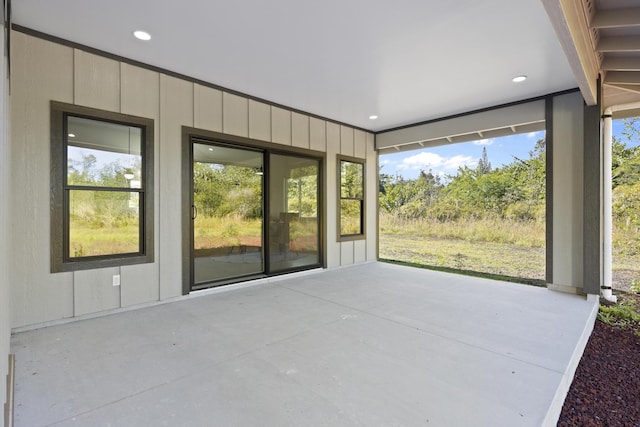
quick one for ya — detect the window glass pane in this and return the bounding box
[192,143,264,284]
[287,169,318,217]
[340,199,362,235]
[67,116,142,188]
[340,161,363,199]
[269,154,320,272]
[69,190,140,257]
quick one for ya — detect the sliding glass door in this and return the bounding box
[268,154,320,272]
[189,139,321,290]
[192,143,264,286]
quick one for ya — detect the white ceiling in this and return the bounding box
[12,0,578,132]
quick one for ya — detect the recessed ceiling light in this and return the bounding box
[208,148,214,151]
[133,30,151,41]
[512,75,527,83]
[369,115,378,120]
[68,133,75,138]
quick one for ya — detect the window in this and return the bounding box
[338,156,365,239]
[51,102,154,272]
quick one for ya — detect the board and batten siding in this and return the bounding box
[9,31,376,329]
[549,91,584,294]
[1,15,13,420]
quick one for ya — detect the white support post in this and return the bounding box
[602,113,616,302]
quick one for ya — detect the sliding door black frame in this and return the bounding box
[181,126,325,295]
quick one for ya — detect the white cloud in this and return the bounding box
[527,131,542,139]
[443,155,476,170]
[398,151,475,175]
[472,139,494,146]
[399,152,444,170]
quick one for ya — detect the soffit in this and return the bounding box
[594,0,640,110]
[548,0,640,111]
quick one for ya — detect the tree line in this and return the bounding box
[612,119,640,255]
[380,122,640,229]
[379,141,546,222]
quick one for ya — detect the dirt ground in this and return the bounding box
[559,293,640,426]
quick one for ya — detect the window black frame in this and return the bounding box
[50,101,154,272]
[337,155,366,241]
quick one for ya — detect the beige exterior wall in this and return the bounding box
[550,91,584,294]
[1,15,12,426]
[9,31,376,329]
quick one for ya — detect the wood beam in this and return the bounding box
[591,7,640,29]
[597,36,640,52]
[601,55,640,71]
[604,71,640,85]
[604,82,640,94]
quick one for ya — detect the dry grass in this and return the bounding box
[70,224,139,257]
[380,214,640,288]
[380,214,545,247]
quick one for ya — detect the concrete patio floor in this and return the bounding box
[10,262,598,426]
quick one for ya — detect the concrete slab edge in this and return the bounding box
[542,297,599,426]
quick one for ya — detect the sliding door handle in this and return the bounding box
[192,205,198,220]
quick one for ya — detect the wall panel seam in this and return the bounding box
[192,84,196,128]
[218,90,223,134]
[119,62,122,114]
[117,61,122,114]
[221,92,225,134]
[72,270,76,317]
[118,266,122,308]
[157,75,162,294]
[269,106,273,142]
[72,49,76,104]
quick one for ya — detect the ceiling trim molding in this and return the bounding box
[375,88,579,135]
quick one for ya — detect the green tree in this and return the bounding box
[379,170,442,218]
[423,139,545,221]
[611,118,640,257]
[612,119,640,188]
[193,163,262,219]
[476,147,492,174]
[68,153,97,185]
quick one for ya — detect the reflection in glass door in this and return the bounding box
[192,143,264,286]
[268,154,320,272]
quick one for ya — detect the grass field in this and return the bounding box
[69,223,139,257]
[380,234,546,284]
[194,216,262,249]
[380,214,640,290]
[68,211,640,290]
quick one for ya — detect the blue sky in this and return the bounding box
[380,119,639,180]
